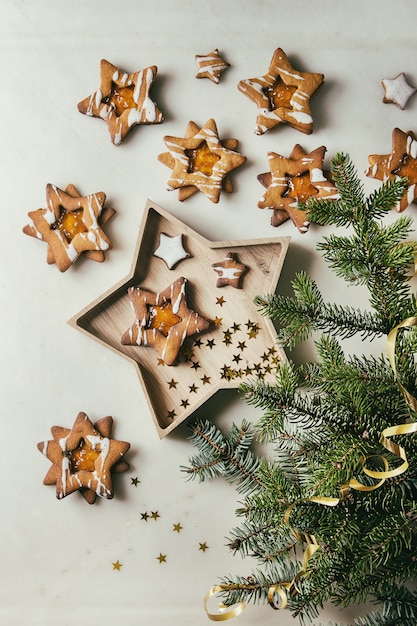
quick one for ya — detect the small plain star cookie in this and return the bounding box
[212,252,247,288]
[77,59,164,145]
[153,233,190,269]
[382,73,416,110]
[195,48,229,84]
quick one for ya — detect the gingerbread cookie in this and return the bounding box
[158,118,246,203]
[382,73,416,110]
[195,49,229,84]
[366,128,417,212]
[212,252,247,288]
[238,48,324,135]
[77,59,164,145]
[23,184,114,272]
[153,233,190,269]
[37,412,130,504]
[121,276,211,365]
[257,144,338,232]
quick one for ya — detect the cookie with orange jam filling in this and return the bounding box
[257,144,338,232]
[121,276,211,365]
[37,412,130,504]
[158,119,246,203]
[238,48,324,135]
[366,128,417,212]
[77,59,164,145]
[23,184,115,272]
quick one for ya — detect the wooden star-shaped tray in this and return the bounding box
[68,200,289,438]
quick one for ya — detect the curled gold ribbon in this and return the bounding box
[204,585,246,621]
[205,316,417,621]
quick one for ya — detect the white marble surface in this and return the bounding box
[1,0,417,624]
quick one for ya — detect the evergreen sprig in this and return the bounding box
[183,154,417,625]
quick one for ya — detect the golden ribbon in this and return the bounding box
[205,316,417,620]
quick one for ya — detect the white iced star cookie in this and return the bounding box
[382,72,416,110]
[153,233,190,269]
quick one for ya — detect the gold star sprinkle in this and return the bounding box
[130,476,140,486]
[151,511,160,521]
[168,379,178,389]
[180,399,190,408]
[216,296,226,307]
[173,522,183,533]
[199,542,209,552]
[140,512,149,521]
[201,375,211,385]
[112,560,122,571]
[156,553,167,563]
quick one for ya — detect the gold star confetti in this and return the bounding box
[140,512,149,521]
[180,399,190,408]
[173,522,183,533]
[151,511,161,521]
[168,379,178,389]
[189,383,199,393]
[156,553,167,564]
[130,476,140,486]
[199,542,209,552]
[201,375,211,385]
[216,296,226,306]
[206,339,216,349]
[112,560,122,571]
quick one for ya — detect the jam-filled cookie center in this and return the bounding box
[264,80,297,110]
[394,154,417,181]
[186,141,220,176]
[52,207,88,243]
[104,83,136,116]
[148,302,182,336]
[68,439,100,473]
[284,172,318,202]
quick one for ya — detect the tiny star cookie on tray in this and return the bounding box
[366,127,417,212]
[153,233,190,269]
[257,144,338,232]
[77,59,164,145]
[212,252,247,288]
[23,183,115,272]
[158,118,246,203]
[238,47,324,135]
[195,48,229,84]
[37,412,130,504]
[381,72,416,110]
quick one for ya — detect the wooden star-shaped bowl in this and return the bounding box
[68,201,289,438]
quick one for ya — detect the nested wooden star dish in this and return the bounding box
[68,201,289,438]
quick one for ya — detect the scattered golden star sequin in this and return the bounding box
[130,476,140,486]
[180,399,190,408]
[140,512,149,521]
[189,383,199,393]
[201,375,211,385]
[173,522,183,533]
[216,296,226,306]
[112,560,123,571]
[199,542,209,552]
[168,378,178,389]
[151,511,161,521]
[156,553,167,563]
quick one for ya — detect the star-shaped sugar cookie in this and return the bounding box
[23,184,114,272]
[158,118,246,203]
[153,233,190,269]
[382,73,416,110]
[37,412,130,504]
[121,276,211,366]
[366,127,417,212]
[77,59,164,145]
[212,252,247,288]
[257,144,338,232]
[195,48,229,84]
[238,48,324,135]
